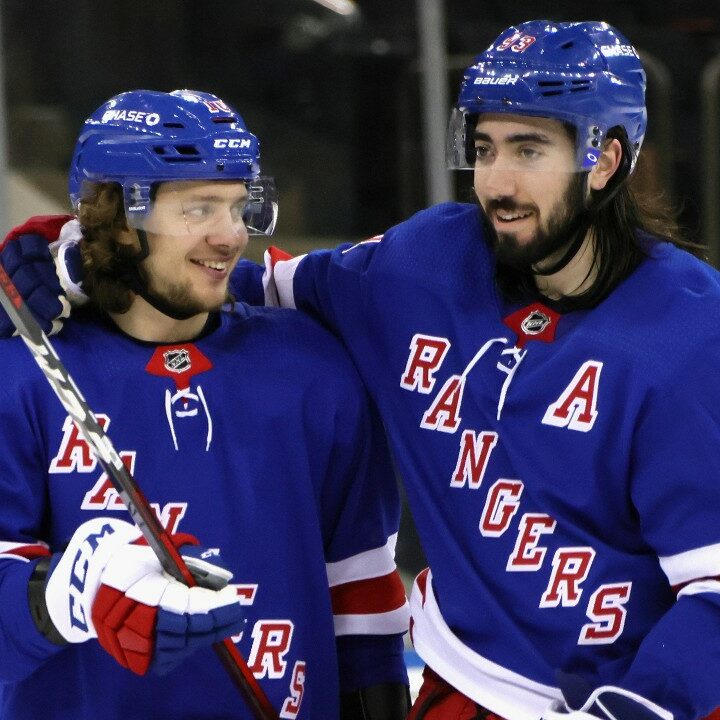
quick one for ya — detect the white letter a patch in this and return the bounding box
[542,361,602,432]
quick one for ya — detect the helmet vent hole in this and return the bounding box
[153,146,167,155]
[560,41,575,49]
[212,117,236,124]
[174,145,200,156]
[163,122,185,128]
[538,81,563,87]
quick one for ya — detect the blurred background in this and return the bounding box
[4,2,720,258]
[4,0,720,686]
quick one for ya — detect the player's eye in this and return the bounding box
[474,144,494,163]
[518,146,542,161]
[184,204,211,220]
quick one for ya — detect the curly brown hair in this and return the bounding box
[77,182,142,314]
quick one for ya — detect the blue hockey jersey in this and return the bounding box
[0,304,409,719]
[259,202,720,720]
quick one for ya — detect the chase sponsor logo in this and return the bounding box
[521,310,551,335]
[474,75,519,86]
[600,44,637,58]
[101,109,161,126]
[163,349,192,374]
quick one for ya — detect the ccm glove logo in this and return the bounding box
[45,517,143,644]
[68,523,117,632]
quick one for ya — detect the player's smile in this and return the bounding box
[190,255,235,280]
[490,205,537,241]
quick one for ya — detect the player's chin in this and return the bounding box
[493,234,545,267]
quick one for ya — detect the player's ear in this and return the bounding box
[588,138,622,191]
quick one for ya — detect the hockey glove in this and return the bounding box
[0,214,82,337]
[543,684,671,720]
[41,517,244,676]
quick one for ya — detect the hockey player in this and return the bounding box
[3,20,720,720]
[0,89,411,720]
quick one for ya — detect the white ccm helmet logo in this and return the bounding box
[213,138,252,149]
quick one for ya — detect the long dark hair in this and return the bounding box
[77,181,139,314]
[494,129,705,312]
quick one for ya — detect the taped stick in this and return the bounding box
[0,264,278,720]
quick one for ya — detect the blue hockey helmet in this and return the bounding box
[447,21,647,173]
[68,89,277,236]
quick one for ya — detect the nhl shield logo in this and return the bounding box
[163,348,192,374]
[520,310,551,335]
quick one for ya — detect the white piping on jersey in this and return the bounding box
[341,237,382,254]
[164,385,213,451]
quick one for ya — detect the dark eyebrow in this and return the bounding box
[473,131,553,145]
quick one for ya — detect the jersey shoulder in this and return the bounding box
[599,235,720,376]
[221,304,368,393]
[628,236,720,316]
[362,202,493,291]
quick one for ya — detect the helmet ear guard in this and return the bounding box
[447,20,647,175]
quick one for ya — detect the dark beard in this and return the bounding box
[143,278,229,320]
[486,172,587,270]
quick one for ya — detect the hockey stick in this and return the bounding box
[0,264,279,720]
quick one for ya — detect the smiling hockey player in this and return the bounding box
[0,89,410,720]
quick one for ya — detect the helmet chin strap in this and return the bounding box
[117,229,200,322]
[530,212,590,277]
[530,161,628,278]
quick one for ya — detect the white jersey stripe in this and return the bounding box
[334,603,410,636]
[658,542,720,586]
[326,533,399,587]
[410,570,561,720]
[0,540,49,562]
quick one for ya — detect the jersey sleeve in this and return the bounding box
[227,257,266,306]
[0,364,65,681]
[311,352,409,690]
[617,344,720,718]
[262,239,381,336]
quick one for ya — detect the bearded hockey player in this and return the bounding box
[0,89,410,720]
[4,19,720,720]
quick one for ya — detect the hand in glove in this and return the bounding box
[40,517,244,675]
[0,214,82,337]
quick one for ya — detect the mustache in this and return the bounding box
[484,198,537,215]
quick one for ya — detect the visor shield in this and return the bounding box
[446,107,602,173]
[243,177,278,236]
[122,177,278,238]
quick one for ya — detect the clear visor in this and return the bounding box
[123,177,278,238]
[446,107,602,173]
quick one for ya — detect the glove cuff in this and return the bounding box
[51,219,88,307]
[27,556,67,646]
